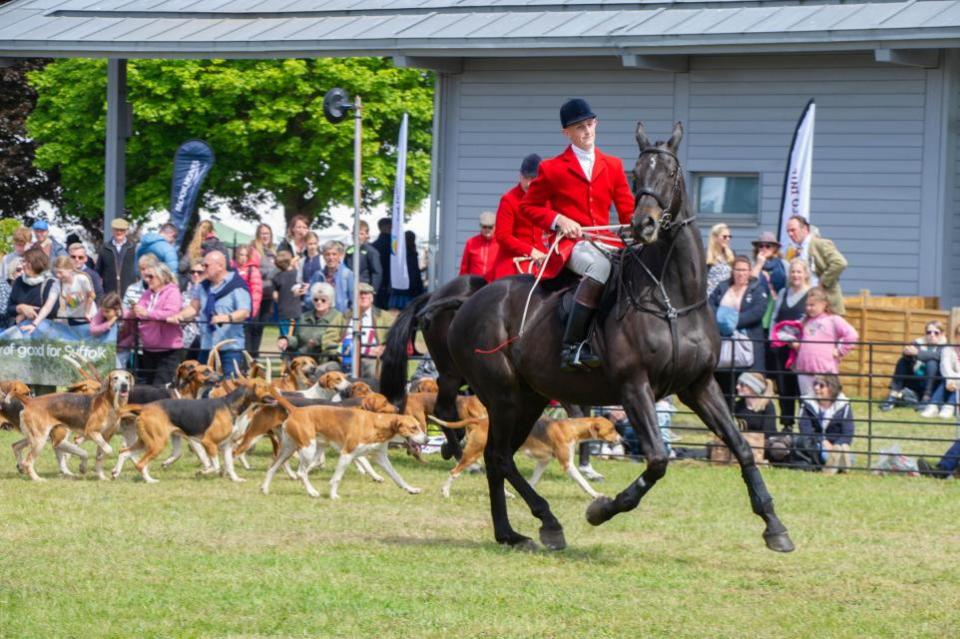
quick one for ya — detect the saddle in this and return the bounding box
[556,269,619,329]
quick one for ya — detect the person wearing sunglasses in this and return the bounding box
[277,281,344,371]
[67,242,104,302]
[878,320,947,415]
[180,259,207,361]
[706,223,735,297]
[130,260,183,385]
[750,231,787,294]
[0,226,32,283]
[458,211,499,282]
[797,374,854,474]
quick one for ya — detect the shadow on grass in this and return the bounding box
[379,534,618,563]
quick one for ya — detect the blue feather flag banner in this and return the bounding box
[390,114,410,290]
[169,140,215,248]
[777,99,815,250]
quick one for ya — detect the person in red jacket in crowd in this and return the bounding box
[491,153,547,280]
[521,98,635,371]
[458,211,499,282]
[233,244,263,322]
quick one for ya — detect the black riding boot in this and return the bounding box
[560,278,605,372]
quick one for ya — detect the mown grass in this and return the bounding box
[0,428,957,639]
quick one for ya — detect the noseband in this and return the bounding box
[634,147,684,230]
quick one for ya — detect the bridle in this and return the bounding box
[616,146,706,365]
[633,147,684,231]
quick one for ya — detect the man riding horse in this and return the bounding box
[522,98,635,371]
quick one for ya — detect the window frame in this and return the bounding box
[691,172,761,222]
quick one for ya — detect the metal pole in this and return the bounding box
[351,96,363,379]
[104,58,127,241]
[867,342,874,470]
[427,73,443,291]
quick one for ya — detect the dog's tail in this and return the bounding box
[118,404,144,416]
[207,339,238,373]
[380,291,432,407]
[427,414,486,430]
[269,387,298,415]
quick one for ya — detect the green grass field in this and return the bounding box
[0,427,957,639]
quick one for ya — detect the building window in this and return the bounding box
[694,173,759,219]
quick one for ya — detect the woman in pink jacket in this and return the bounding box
[129,260,183,385]
[791,287,859,399]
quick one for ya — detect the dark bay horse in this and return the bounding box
[446,122,794,553]
[381,274,488,459]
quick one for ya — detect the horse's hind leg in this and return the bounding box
[679,378,794,553]
[587,381,667,526]
[485,394,562,550]
[434,374,464,460]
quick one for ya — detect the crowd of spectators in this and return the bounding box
[0,215,427,381]
[3,209,958,477]
[702,214,862,470]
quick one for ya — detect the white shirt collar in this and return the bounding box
[570,144,595,180]
[571,144,594,163]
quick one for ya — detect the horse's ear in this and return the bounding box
[667,121,684,151]
[635,121,652,150]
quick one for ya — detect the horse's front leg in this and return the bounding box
[679,377,794,553]
[587,379,666,526]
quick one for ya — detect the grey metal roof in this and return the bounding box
[0,0,958,58]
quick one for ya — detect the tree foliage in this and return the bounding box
[0,58,61,219]
[27,58,434,229]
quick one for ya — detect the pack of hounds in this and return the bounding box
[0,340,623,500]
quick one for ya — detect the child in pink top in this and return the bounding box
[791,287,859,398]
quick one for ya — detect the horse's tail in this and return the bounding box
[380,291,432,406]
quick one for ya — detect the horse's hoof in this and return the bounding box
[763,530,796,553]
[503,536,539,553]
[539,526,566,551]
[585,495,615,526]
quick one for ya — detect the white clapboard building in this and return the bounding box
[1,1,958,300]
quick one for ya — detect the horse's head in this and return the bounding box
[631,121,684,244]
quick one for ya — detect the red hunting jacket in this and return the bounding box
[492,183,547,280]
[521,146,635,279]
[458,234,499,282]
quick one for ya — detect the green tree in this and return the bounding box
[0,58,61,219]
[27,58,433,232]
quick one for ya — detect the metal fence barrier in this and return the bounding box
[115,319,954,476]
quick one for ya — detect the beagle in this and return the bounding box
[232,392,398,476]
[403,392,486,431]
[174,360,222,399]
[409,378,439,394]
[0,380,30,430]
[262,391,427,499]
[113,377,273,483]
[275,356,320,391]
[433,415,622,499]
[17,370,135,481]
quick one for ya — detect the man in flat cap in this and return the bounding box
[491,153,548,280]
[521,98,634,371]
[458,211,500,283]
[353,281,395,379]
[96,218,138,295]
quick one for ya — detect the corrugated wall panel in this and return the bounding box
[440,53,933,300]
[948,52,960,305]
[686,53,928,297]
[442,58,675,275]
